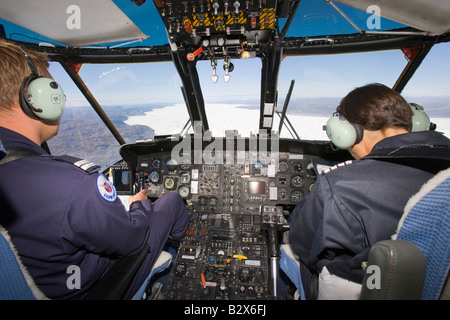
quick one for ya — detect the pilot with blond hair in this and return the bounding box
[0,39,189,299]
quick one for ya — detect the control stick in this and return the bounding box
[136,170,146,192]
[261,205,287,298]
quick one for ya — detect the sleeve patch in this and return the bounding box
[96,174,117,202]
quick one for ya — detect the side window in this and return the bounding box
[402,42,450,137]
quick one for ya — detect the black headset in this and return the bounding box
[19,49,65,120]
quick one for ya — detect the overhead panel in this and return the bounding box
[153,0,278,58]
[0,0,148,47]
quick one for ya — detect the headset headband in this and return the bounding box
[18,47,39,76]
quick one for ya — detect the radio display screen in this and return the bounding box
[114,169,132,192]
[248,181,265,195]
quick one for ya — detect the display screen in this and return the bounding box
[248,181,266,195]
[114,169,132,192]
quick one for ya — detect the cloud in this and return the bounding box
[99,66,123,78]
[91,66,140,93]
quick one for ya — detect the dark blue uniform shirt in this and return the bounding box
[289,131,450,299]
[0,127,188,299]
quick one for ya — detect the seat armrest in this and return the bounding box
[360,240,426,300]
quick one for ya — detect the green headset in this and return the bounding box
[19,50,65,120]
[324,103,431,150]
[410,103,431,132]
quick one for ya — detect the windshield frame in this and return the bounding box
[45,41,450,170]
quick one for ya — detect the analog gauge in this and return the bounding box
[199,196,207,206]
[290,190,304,203]
[165,159,178,172]
[149,170,160,183]
[291,175,304,188]
[291,162,303,173]
[278,161,289,173]
[179,172,191,184]
[209,197,218,206]
[152,158,161,169]
[178,185,190,198]
[279,188,288,201]
[180,158,191,170]
[164,177,175,190]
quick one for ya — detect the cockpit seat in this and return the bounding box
[281,167,450,300]
[0,225,48,300]
[131,250,172,300]
[361,167,450,300]
[0,224,172,300]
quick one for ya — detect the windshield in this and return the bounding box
[276,49,407,140]
[47,61,189,169]
[46,43,450,170]
[197,58,262,137]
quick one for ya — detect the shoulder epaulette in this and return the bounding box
[322,160,353,174]
[56,155,100,173]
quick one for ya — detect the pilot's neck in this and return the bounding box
[0,105,59,146]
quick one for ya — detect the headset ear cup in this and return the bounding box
[410,103,430,132]
[18,50,65,121]
[353,123,364,145]
[20,77,66,120]
[325,114,362,149]
[19,75,41,120]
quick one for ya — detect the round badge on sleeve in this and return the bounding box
[97,174,117,202]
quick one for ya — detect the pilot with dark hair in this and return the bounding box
[289,83,450,299]
[0,39,189,299]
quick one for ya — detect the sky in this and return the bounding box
[49,40,450,109]
[2,0,449,108]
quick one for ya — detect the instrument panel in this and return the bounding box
[115,136,349,300]
[131,150,316,299]
[134,151,317,212]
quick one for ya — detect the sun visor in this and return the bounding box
[335,0,450,35]
[0,0,148,47]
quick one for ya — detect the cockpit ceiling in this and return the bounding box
[335,0,450,36]
[0,0,148,47]
[1,0,449,50]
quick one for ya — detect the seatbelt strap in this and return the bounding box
[0,147,41,166]
[0,147,100,173]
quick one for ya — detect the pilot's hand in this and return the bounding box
[128,189,148,206]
